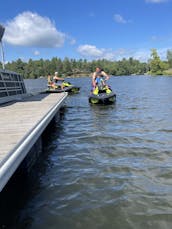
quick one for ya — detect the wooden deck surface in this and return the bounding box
[0,93,67,164]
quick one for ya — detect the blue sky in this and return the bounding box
[1,0,172,63]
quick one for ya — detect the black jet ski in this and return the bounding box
[46,81,80,93]
[89,85,116,105]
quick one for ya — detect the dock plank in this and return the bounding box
[0,93,67,163]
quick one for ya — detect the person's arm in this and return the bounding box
[54,76,64,81]
[47,75,51,83]
[92,73,96,88]
[102,71,110,81]
[58,76,64,81]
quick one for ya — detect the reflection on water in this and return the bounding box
[1,76,172,228]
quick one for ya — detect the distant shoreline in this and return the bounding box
[39,73,172,80]
[65,73,172,78]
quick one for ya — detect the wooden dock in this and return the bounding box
[0,92,67,191]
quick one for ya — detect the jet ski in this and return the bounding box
[46,81,80,93]
[89,85,116,105]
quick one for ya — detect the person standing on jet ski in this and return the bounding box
[92,67,110,94]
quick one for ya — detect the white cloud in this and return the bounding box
[115,48,168,62]
[77,44,169,62]
[145,0,169,3]
[66,35,76,45]
[156,47,169,60]
[89,12,95,17]
[129,49,151,62]
[34,50,40,56]
[77,45,104,58]
[4,11,66,48]
[113,14,127,24]
[77,44,115,60]
[151,35,158,40]
[113,48,152,62]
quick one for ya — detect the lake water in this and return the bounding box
[1,76,172,229]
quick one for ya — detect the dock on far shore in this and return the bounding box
[0,92,67,192]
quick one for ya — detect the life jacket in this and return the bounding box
[93,85,111,95]
[95,76,105,90]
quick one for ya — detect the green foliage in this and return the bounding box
[167,49,172,68]
[149,49,168,75]
[1,49,171,78]
[2,57,148,78]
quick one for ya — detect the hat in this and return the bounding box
[55,71,58,75]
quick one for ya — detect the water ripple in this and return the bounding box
[8,76,172,229]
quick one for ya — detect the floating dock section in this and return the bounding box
[0,92,67,192]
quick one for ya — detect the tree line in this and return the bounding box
[1,49,172,78]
